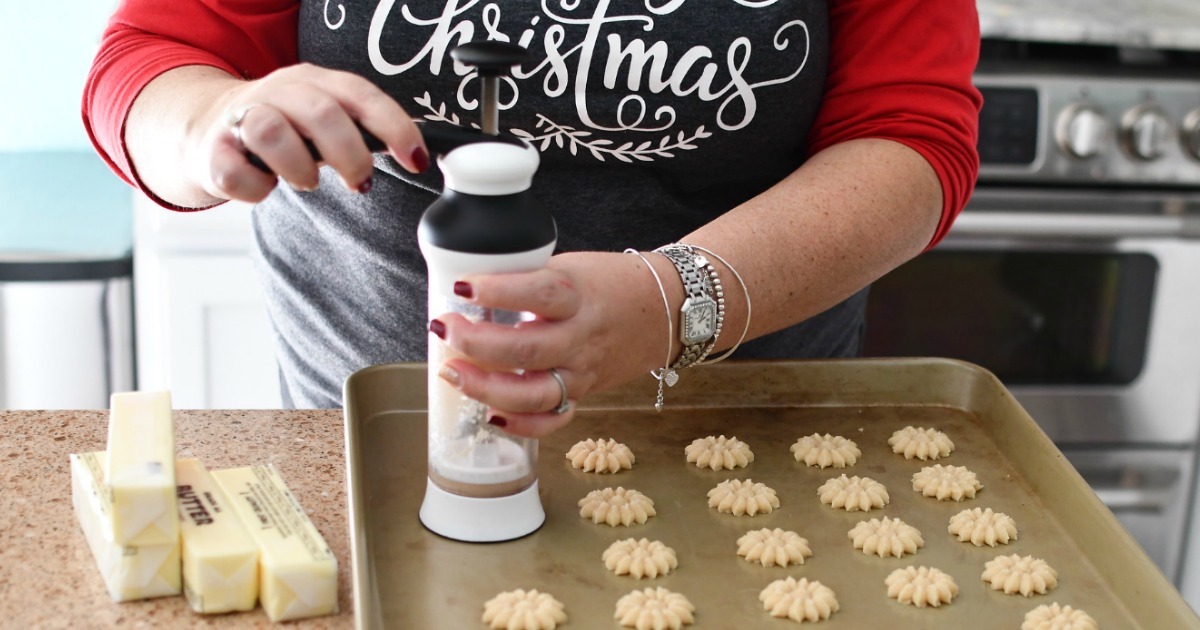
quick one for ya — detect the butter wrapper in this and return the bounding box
[71,452,181,602]
[213,464,338,622]
[105,390,178,546]
[177,458,259,613]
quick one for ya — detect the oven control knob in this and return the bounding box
[1121,105,1171,160]
[1183,108,1200,161]
[1055,105,1110,159]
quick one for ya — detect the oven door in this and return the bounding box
[864,188,1200,446]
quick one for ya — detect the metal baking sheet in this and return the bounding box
[344,359,1199,629]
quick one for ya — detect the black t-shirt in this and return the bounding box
[255,0,866,407]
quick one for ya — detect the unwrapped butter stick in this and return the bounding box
[71,451,181,602]
[106,390,178,546]
[177,458,259,613]
[212,465,338,622]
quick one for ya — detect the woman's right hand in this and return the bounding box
[177,63,428,204]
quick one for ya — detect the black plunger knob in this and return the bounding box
[449,42,529,77]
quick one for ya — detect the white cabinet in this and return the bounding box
[134,195,281,408]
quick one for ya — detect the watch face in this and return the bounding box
[681,298,717,344]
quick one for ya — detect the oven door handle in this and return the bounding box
[1088,486,1174,514]
[950,212,1200,240]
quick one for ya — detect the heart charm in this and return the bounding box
[663,369,680,387]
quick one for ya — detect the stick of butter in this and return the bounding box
[176,458,259,614]
[212,465,338,622]
[71,452,181,602]
[105,390,178,546]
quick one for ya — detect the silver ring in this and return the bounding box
[548,368,571,415]
[224,103,262,149]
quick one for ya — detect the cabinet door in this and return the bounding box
[137,254,281,408]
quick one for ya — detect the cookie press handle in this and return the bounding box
[243,41,529,175]
[243,121,521,175]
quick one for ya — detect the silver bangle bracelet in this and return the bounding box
[687,244,751,365]
[624,249,675,412]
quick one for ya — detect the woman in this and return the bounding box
[84,1,981,437]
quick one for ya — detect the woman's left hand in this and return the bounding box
[429,251,673,438]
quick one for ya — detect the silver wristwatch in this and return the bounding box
[656,244,723,369]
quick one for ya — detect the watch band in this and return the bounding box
[655,244,724,370]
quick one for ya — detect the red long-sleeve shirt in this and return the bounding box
[83,0,981,247]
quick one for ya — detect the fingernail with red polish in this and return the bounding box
[453,281,473,299]
[411,147,430,173]
[429,319,446,340]
[356,177,373,194]
[488,415,508,428]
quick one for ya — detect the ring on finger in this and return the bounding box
[224,103,263,150]
[548,368,571,415]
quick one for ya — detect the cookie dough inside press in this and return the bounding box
[790,433,861,469]
[579,487,656,527]
[566,438,635,473]
[948,507,1017,546]
[848,517,924,558]
[482,589,568,630]
[912,464,982,501]
[982,554,1059,596]
[708,479,780,516]
[737,528,813,568]
[614,587,695,630]
[818,474,889,512]
[885,566,959,608]
[759,577,839,623]
[603,538,678,579]
[1022,603,1098,630]
[685,435,754,471]
[888,426,954,460]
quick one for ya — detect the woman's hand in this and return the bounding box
[430,251,677,438]
[127,64,428,208]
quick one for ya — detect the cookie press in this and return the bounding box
[416,42,554,542]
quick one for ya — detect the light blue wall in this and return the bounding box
[0,0,131,258]
[0,152,132,257]
[0,0,119,151]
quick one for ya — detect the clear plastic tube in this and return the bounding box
[426,297,537,499]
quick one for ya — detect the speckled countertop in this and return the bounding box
[0,409,352,629]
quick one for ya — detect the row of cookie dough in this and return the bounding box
[818,465,984,512]
[577,468,989,530]
[849,510,1019,560]
[565,426,956,476]
[576,469,983,530]
[883,558,1060,606]
[819,467,982,512]
[599,511,1017,582]
[790,426,954,469]
[606,531,1064,613]
[710,466,983,518]
[481,586,694,630]
[745,510,1015,567]
[482,582,1093,628]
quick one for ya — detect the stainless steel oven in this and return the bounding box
[863,35,1200,591]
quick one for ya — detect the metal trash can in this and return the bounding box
[0,254,134,409]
